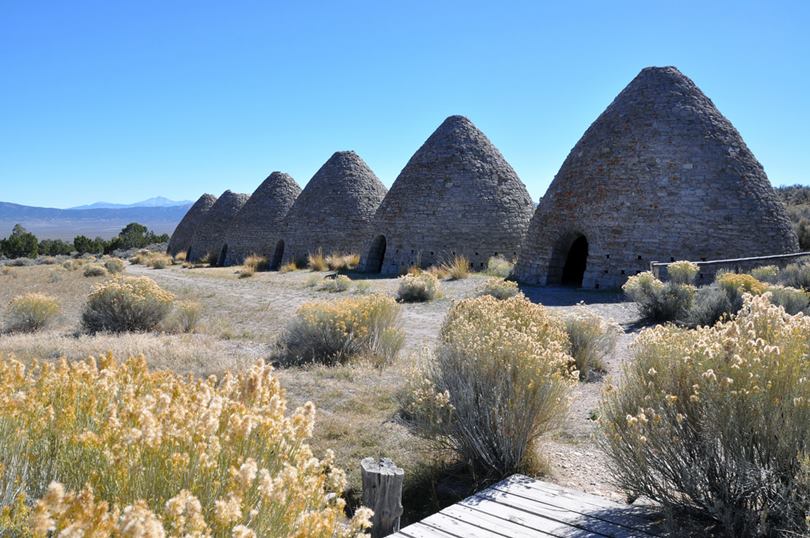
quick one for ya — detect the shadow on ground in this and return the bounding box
[519,284,626,307]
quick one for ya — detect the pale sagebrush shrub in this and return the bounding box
[82,264,107,277]
[485,256,514,278]
[7,258,34,267]
[353,281,372,294]
[479,278,521,300]
[161,300,202,333]
[563,307,620,381]
[685,284,733,327]
[276,294,404,367]
[129,249,152,265]
[766,285,810,315]
[37,256,58,265]
[319,275,351,293]
[777,263,810,290]
[600,295,810,537]
[5,293,60,333]
[666,260,699,284]
[440,255,470,280]
[623,272,694,322]
[0,355,371,536]
[81,276,175,334]
[716,272,766,311]
[397,272,441,303]
[307,250,328,272]
[750,264,780,283]
[104,257,125,274]
[402,296,576,477]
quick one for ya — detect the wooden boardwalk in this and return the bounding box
[390,475,663,538]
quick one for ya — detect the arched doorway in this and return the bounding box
[561,236,588,287]
[217,244,229,267]
[270,240,285,270]
[365,235,386,273]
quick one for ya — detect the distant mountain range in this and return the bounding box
[0,200,193,240]
[70,196,193,210]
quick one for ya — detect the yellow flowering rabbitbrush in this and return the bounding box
[81,275,175,333]
[600,294,810,536]
[0,354,371,537]
[403,295,576,477]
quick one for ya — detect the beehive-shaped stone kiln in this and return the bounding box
[514,66,798,289]
[219,172,301,267]
[361,115,534,274]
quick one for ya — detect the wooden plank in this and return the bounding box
[396,521,458,538]
[490,481,662,536]
[440,502,562,537]
[418,511,516,538]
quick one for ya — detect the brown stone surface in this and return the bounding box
[187,190,249,263]
[279,151,387,264]
[515,66,799,289]
[361,115,534,274]
[219,172,301,266]
[167,193,217,256]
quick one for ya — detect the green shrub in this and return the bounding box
[485,256,514,278]
[750,264,780,283]
[778,263,810,291]
[83,264,107,277]
[440,255,470,280]
[666,260,699,285]
[397,273,441,302]
[319,275,352,293]
[563,307,619,381]
[766,285,810,315]
[402,296,575,478]
[103,258,125,274]
[600,295,810,537]
[81,276,175,334]
[684,284,733,327]
[623,272,693,322]
[5,293,60,333]
[479,278,521,300]
[276,294,404,367]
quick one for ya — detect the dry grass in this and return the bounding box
[279,261,299,273]
[307,250,329,271]
[82,264,107,277]
[326,253,360,272]
[440,255,470,280]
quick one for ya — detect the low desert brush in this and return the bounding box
[402,295,576,478]
[81,275,175,333]
[103,257,125,274]
[765,285,810,315]
[5,293,60,333]
[0,354,371,536]
[147,252,173,269]
[319,275,352,293]
[777,262,810,290]
[600,294,810,537]
[440,255,470,280]
[622,271,694,322]
[666,260,699,285]
[750,264,780,283]
[562,307,619,380]
[82,264,107,277]
[161,300,202,333]
[397,272,441,302]
[276,294,404,367]
[485,256,514,278]
[479,278,521,300]
[307,250,329,271]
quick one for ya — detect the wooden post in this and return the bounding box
[361,457,404,538]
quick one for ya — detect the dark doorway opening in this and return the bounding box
[366,235,386,273]
[270,240,285,270]
[561,236,588,287]
[217,244,229,267]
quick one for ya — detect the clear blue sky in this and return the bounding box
[1,1,808,208]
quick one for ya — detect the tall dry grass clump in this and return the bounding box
[81,276,175,333]
[441,255,470,280]
[397,272,441,302]
[0,354,371,536]
[4,293,60,333]
[243,254,268,273]
[402,295,576,477]
[600,294,810,537]
[276,294,404,367]
[326,253,360,272]
[161,300,202,334]
[307,250,329,272]
[279,261,298,273]
[563,307,620,381]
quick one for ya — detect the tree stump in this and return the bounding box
[361,457,404,538]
